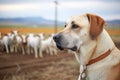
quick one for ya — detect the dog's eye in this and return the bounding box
[64,24,66,27]
[71,24,79,29]
[64,23,67,27]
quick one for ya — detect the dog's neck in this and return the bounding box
[79,29,115,65]
[92,29,115,59]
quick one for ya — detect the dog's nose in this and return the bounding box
[53,35,61,42]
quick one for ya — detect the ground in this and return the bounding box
[0,42,120,80]
[0,51,79,80]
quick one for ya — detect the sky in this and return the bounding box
[0,0,120,21]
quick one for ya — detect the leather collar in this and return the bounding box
[87,49,111,66]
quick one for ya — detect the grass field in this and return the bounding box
[107,29,120,35]
[0,27,120,35]
[0,27,63,34]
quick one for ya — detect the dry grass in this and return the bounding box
[0,28,63,34]
[107,30,120,35]
[0,28,120,35]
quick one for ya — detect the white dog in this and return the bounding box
[53,13,120,80]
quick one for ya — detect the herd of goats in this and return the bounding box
[0,30,72,58]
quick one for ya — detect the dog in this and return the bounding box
[53,13,120,80]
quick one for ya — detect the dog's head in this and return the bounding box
[53,13,106,51]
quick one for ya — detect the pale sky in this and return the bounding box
[0,0,120,21]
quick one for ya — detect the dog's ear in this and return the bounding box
[87,13,106,40]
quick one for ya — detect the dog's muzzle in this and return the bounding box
[53,34,64,50]
[53,34,77,51]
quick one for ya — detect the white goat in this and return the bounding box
[38,33,44,40]
[11,30,27,54]
[20,35,27,55]
[27,33,42,58]
[13,34,27,54]
[0,32,3,51]
[0,33,11,53]
[8,30,19,53]
[48,34,58,55]
[11,30,19,36]
[0,30,18,53]
[41,34,58,55]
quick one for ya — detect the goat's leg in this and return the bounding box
[39,47,43,57]
[5,44,9,53]
[22,46,25,55]
[53,48,57,55]
[15,45,17,53]
[34,47,38,58]
[46,47,49,54]
[27,46,30,55]
[49,47,53,56]
[10,45,14,53]
[30,47,33,54]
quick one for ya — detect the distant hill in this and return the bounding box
[107,20,120,25]
[106,20,120,29]
[0,17,120,28]
[0,17,64,27]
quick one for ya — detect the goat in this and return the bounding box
[8,30,19,53]
[0,33,11,53]
[41,34,58,56]
[26,33,42,58]
[20,35,27,55]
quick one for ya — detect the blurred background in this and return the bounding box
[0,0,120,33]
[0,0,120,80]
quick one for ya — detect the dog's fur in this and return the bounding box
[53,13,120,80]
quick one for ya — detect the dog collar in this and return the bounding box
[87,49,111,66]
